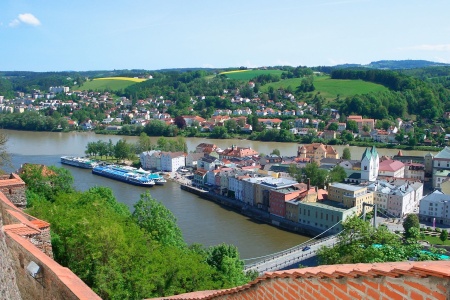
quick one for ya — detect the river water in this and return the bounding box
[1,130,438,260]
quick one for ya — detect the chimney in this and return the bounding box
[307,178,310,191]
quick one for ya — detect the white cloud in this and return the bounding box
[8,13,41,27]
[404,44,450,52]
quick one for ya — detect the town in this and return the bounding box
[138,141,450,235]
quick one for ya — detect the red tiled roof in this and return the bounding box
[154,261,450,300]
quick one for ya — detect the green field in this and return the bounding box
[76,77,145,91]
[262,76,388,101]
[220,69,284,80]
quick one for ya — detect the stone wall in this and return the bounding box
[0,216,22,300]
[0,174,26,208]
[0,173,101,300]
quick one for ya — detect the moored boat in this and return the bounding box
[92,165,155,187]
[61,156,99,169]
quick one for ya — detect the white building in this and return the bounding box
[367,178,423,217]
[140,150,161,170]
[419,190,450,225]
[378,159,405,178]
[361,146,379,182]
[161,152,185,172]
[432,147,450,188]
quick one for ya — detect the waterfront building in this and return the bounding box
[419,190,450,225]
[186,152,205,168]
[193,169,208,186]
[160,151,186,172]
[140,150,161,170]
[297,200,357,233]
[328,183,374,215]
[254,177,299,211]
[297,143,339,163]
[241,177,272,206]
[228,174,251,201]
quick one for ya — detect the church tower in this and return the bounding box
[361,146,379,182]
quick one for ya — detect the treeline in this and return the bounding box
[22,164,256,299]
[0,111,69,131]
[85,135,188,161]
[331,69,450,120]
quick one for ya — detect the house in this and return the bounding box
[220,145,258,160]
[186,152,205,168]
[378,159,405,178]
[258,118,282,129]
[160,152,185,172]
[347,115,375,132]
[297,143,339,163]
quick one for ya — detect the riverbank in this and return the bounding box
[179,184,328,238]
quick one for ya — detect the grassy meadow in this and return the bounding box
[220,69,284,80]
[76,77,146,91]
[262,76,388,101]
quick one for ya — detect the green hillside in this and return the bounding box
[220,69,284,80]
[75,77,144,91]
[262,76,388,101]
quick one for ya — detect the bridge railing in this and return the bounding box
[244,236,338,270]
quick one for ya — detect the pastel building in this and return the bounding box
[328,182,374,215]
[419,190,450,225]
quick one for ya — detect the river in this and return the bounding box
[1,130,438,260]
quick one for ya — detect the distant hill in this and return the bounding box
[333,60,449,70]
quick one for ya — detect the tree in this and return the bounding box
[328,122,338,131]
[114,139,133,161]
[403,214,420,239]
[0,132,10,170]
[270,149,281,156]
[20,164,74,203]
[346,120,358,132]
[440,230,448,243]
[317,216,438,265]
[132,192,185,248]
[206,243,248,288]
[342,147,351,160]
[302,162,328,188]
[328,165,347,183]
[174,116,187,129]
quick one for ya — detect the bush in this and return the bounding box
[427,227,432,231]
[420,227,425,231]
[435,228,442,232]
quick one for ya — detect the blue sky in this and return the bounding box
[1,0,450,71]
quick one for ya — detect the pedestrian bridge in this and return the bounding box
[243,235,338,275]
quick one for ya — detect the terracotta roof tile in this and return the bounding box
[4,223,40,236]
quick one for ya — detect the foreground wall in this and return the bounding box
[0,173,101,300]
[156,261,450,300]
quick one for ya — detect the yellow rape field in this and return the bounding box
[94,77,147,82]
